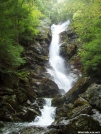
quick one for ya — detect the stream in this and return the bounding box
[1,98,55,134]
[1,20,101,134]
[1,20,74,134]
[1,20,72,134]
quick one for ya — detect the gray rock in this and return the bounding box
[50,114,101,134]
[64,77,91,104]
[80,83,101,109]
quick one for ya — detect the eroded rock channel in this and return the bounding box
[0,19,101,134]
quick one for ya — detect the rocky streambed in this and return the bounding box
[0,19,101,134]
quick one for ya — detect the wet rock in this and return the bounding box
[29,42,48,56]
[35,98,45,108]
[31,77,60,97]
[0,86,39,122]
[66,103,74,110]
[16,107,41,122]
[0,18,51,123]
[18,126,47,134]
[0,121,4,128]
[44,128,59,134]
[74,97,89,107]
[36,78,60,97]
[60,42,68,59]
[64,77,92,104]
[66,28,78,44]
[67,105,92,118]
[67,45,77,59]
[2,95,20,111]
[80,83,101,109]
[52,95,64,107]
[55,107,68,120]
[50,115,101,134]
[58,114,101,133]
[52,77,91,108]
[52,77,92,120]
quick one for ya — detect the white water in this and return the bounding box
[32,21,73,127]
[47,20,73,93]
[1,98,56,134]
[1,21,76,133]
[32,98,56,126]
[92,109,101,126]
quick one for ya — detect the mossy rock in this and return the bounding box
[74,97,89,107]
[80,83,101,109]
[52,95,64,107]
[18,126,46,134]
[58,115,101,134]
[67,105,92,118]
[63,77,92,104]
[2,95,21,112]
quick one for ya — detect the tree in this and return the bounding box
[58,0,101,75]
[0,0,43,74]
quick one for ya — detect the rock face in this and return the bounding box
[50,82,101,133]
[80,83,101,109]
[50,115,101,134]
[52,77,91,107]
[0,19,101,134]
[0,87,40,122]
[0,19,60,122]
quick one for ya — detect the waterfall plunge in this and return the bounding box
[32,98,56,126]
[47,20,73,94]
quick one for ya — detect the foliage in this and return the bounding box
[73,1,101,75]
[80,19,101,75]
[60,0,101,75]
[0,0,43,80]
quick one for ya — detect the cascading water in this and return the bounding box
[1,98,56,134]
[47,20,73,93]
[32,98,56,126]
[0,21,75,134]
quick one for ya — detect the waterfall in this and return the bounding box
[0,21,76,134]
[47,20,73,94]
[1,98,56,134]
[32,98,56,126]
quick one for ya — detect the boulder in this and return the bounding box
[58,114,101,133]
[44,128,59,134]
[39,78,60,97]
[74,97,89,107]
[16,107,41,122]
[67,104,92,118]
[52,77,91,108]
[2,95,20,111]
[80,83,101,109]
[31,78,60,98]
[64,77,92,104]
[52,77,94,121]
[18,126,47,134]
[50,115,101,134]
[52,95,65,107]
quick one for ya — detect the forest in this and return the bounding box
[0,0,101,133]
[0,0,101,80]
